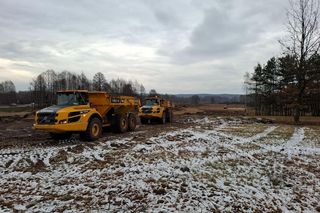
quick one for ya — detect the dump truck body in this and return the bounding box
[138,96,173,124]
[34,90,140,141]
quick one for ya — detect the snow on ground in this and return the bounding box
[0,116,319,212]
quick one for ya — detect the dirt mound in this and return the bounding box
[30,160,47,173]
[13,158,47,173]
[49,149,68,164]
[68,144,85,154]
[14,158,34,171]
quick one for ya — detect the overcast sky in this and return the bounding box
[0,0,289,94]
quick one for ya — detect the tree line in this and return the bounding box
[30,70,146,107]
[0,70,146,107]
[245,0,320,122]
[0,75,241,107]
[245,55,320,116]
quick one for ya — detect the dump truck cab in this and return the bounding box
[139,96,173,124]
[34,90,140,141]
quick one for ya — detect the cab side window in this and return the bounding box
[77,93,88,105]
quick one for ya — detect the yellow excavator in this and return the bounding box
[34,90,140,141]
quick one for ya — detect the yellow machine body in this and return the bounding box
[138,96,173,123]
[34,90,140,134]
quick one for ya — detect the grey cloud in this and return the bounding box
[0,0,289,93]
[185,7,254,58]
[160,0,287,64]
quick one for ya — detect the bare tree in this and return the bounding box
[79,72,91,90]
[0,81,16,105]
[2,80,16,92]
[149,89,157,96]
[243,72,252,113]
[30,75,47,107]
[280,0,320,122]
[41,70,57,104]
[92,72,106,91]
[0,83,3,93]
[139,84,146,95]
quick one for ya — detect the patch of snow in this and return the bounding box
[14,204,26,211]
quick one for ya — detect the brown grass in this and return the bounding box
[174,104,245,116]
[0,111,32,117]
[248,116,320,126]
[174,104,320,125]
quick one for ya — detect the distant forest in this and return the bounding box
[0,70,243,107]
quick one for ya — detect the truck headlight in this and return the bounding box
[80,110,90,114]
[59,119,68,124]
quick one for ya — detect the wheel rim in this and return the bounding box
[121,119,126,128]
[92,123,99,137]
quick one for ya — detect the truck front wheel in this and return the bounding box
[80,117,102,141]
[113,114,128,133]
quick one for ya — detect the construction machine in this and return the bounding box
[138,95,173,124]
[33,90,140,141]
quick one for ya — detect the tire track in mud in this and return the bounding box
[285,127,305,147]
[0,123,185,169]
[210,126,317,163]
[142,124,279,164]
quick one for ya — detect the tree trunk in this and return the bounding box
[294,107,300,123]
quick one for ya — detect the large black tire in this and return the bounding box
[140,117,148,124]
[166,110,173,123]
[80,117,102,141]
[159,112,166,124]
[113,114,128,133]
[50,132,72,140]
[128,114,137,131]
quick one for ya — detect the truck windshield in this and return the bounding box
[145,99,159,106]
[57,93,88,106]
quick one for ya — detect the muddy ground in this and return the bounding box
[0,107,319,212]
[0,112,196,150]
[0,104,247,149]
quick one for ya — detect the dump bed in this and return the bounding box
[88,92,140,117]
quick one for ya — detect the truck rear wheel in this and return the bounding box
[166,110,173,123]
[80,117,102,141]
[160,112,166,124]
[128,114,137,131]
[50,132,72,140]
[113,114,128,133]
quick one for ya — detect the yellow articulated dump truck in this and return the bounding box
[34,90,140,141]
[138,95,173,124]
